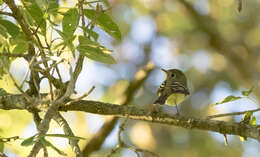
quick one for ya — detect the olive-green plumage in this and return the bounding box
[154,68,189,113]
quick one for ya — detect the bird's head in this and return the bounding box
[161,68,188,85]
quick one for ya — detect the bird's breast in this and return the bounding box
[165,93,186,106]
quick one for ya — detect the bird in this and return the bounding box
[154,68,190,114]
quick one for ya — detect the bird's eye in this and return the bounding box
[171,74,176,78]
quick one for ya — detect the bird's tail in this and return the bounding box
[154,95,166,105]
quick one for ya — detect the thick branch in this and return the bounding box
[60,101,260,141]
[1,94,260,141]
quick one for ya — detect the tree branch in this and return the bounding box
[1,94,260,141]
[0,53,29,58]
[0,11,13,16]
[60,101,260,141]
[82,62,155,156]
[53,113,82,157]
[207,108,260,119]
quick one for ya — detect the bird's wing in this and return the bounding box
[154,92,169,104]
[154,81,168,104]
[168,82,189,95]
[154,82,189,105]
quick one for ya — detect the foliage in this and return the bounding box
[0,0,120,156]
[213,86,255,105]
[21,134,86,155]
[1,0,260,156]
[0,0,120,66]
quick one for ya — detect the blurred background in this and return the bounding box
[1,0,260,156]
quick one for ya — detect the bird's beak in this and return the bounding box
[161,68,167,73]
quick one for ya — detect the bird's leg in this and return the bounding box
[151,103,162,113]
[175,100,180,115]
[146,103,162,122]
[175,105,180,115]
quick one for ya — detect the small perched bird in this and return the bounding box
[154,68,190,114]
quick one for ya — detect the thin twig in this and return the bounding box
[207,108,260,119]
[55,65,63,82]
[106,117,129,157]
[0,53,29,58]
[43,147,48,157]
[48,59,65,72]
[106,145,120,157]
[67,86,95,105]
[54,113,83,157]
[84,0,103,5]
[28,65,76,157]
[0,11,13,16]
[107,116,160,157]
[0,136,19,142]
[20,54,38,89]
[0,59,31,101]
[122,143,160,157]
[78,0,86,36]
[118,116,129,145]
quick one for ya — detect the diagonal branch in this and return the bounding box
[82,62,155,156]
[53,113,82,157]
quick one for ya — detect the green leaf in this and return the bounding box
[0,20,20,37]
[19,6,35,26]
[0,25,8,38]
[21,136,35,146]
[47,16,58,26]
[40,138,67,156]
[43,134,86,140]
[214,95,242,105]
[242,111,253,124]
[55,29,76,53]
[84,9,121,40]
[0,88,7,95]
[10,33,29,45]
[35,0,47,11]
[250,116,256,125]
[47,0,59,15]
[12,43,28,54]
[0,141,4,152]
[39,138,51,147]
[23,0,46,35]
[242,86,254,96]
[55,29,67,39]
[77,36,116,64]
[89,30,99,41]
[62,8,79,37]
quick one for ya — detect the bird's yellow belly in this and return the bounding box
[165,93,186,106]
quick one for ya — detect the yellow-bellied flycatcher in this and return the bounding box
[154,68,189,114]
